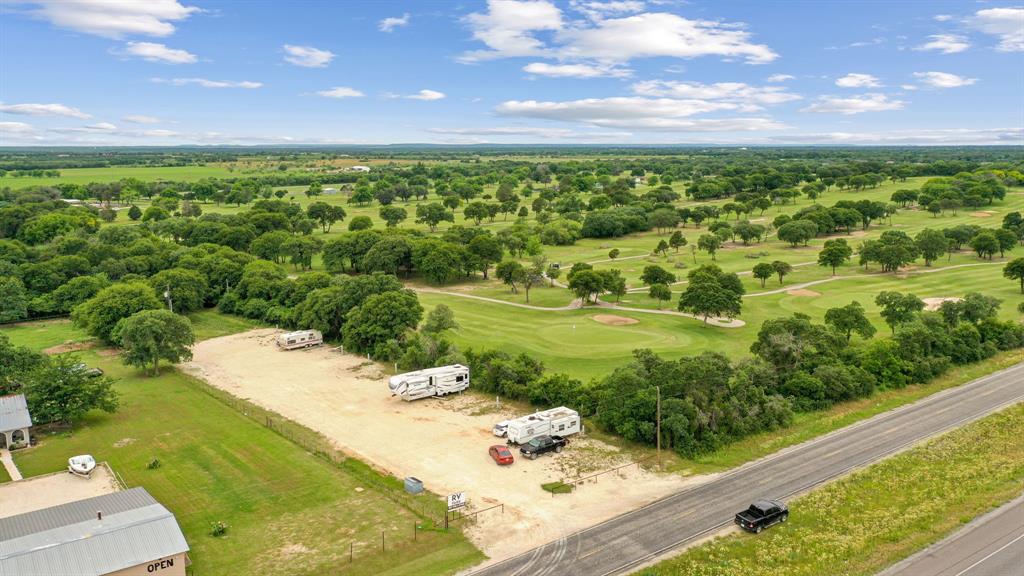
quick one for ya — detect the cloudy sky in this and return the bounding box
[0,0,1022,145]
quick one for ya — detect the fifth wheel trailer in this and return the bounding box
[388,364,470,401]
[505,407,580,444]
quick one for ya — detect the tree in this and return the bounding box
[306,181,323,198]
[648,208,679,234]
[608,248,620,260]
[142,206,169,222]
[875,291,924,333]
[824,301,876,342]
[283,235,323,270]
[307,202,346,233]
[348,216,373,231]
[127,205,142,221]
[72,282,162,343]
[640,265,676,286]
[546,263,562,287]
[817,238,852,275]
[697,233,722,260]
[468,235,503,279]
[654,239,670,256]
[379,205,408,228]
[777,220,817,246]
[677,264,744,325]
[915,229,949,266]
[343,290,423,358]
[969,231,1000,260]
[422,304,458,334]
[1004,258,1024,293]
[995,228,1017,258]
[772,260,793,285]
[22,354,118,425]
[251,230,291,264]
[114,310,195,375]
[361,236,413,275]
[416,202,454,231]
[649,283,672,309]
[495,260,526,294]
[568,269,606,303]
[752,263,774,288]
[0,276,28,323]
[523,256,547,303]
[148,268,208,313]
[669,230,687,252]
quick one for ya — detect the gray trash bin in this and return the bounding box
[404,477,424,495]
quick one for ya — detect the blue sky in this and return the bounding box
[0,0,1022,145]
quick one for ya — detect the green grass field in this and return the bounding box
[2,319,482,576]
[2,165,256,188]
[641,402,1024,576]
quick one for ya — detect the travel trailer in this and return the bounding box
[505,407,580,444]
[276,330,323,350]
[388,365,469,401]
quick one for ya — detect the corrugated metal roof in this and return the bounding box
[0,395,31,432]
[0,487,189,576]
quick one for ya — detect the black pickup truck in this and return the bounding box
[519,435,567,459]
[735,500,788,533]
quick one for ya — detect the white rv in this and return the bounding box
[505,407,581,444]
[276,330,323,350]
[388,364,470,401]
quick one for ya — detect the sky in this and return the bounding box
[0,0,1022,146]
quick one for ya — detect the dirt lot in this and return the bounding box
[0,466,119,518]
[181,329,698,562]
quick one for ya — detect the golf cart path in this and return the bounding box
[412,287,745,328]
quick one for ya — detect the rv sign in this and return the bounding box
[447,492,467,511]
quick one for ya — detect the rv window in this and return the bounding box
[287,340,295,344]
[570,421,576,427]
[558,424,565,431]
[527,428,534,435]
[456,375,464,382]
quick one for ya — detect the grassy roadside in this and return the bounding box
[0,462,11,483]
[641,402,1024,576]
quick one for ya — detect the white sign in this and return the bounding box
[447,492,467,511]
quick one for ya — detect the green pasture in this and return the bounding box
[2,319,482,576]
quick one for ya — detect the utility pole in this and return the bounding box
[656,385,661,471]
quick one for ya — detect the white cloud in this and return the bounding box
[571,0,646,20]
[27,0,200,39]
[631,80,801,107]
[314,87,365,98]
[120,41,197,64]
[0,121,36,134]
[87,122,117,131]
[407,89,446,101]
[142,129,178,137]
[523,62,631,78]
[912,71,977,88]
[772,127,1023,145]
[495,96,787,131]
[969,8,1024,52]
[428,126,630,139]
[151,77,263,89]
[460,0,563,62]
[460,1,776,65]
[915,34,970,54]
[766,74,794,83]
[379,13,411,32]
[933,14,953,22]
[0,102,91,118]
[123,115,162,124]
[801,93,905,115]
[900,84,918,91]
[835,73,882,88]
[282,44,335,68]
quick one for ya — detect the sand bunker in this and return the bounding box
[786,289,821,297]
[970,211,994,218]
[592,314,640,325]
[923,297,963,312]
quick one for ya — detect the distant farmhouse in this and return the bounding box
[0,487,190,576]
[0,394,31,450]
[347,165,371,172]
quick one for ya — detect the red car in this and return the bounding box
[488,445,514,465]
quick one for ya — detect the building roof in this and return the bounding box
[0,395,31,433]
[0,487,189,576]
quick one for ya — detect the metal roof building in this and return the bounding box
[0,394,31,450]
[0,487,190,576]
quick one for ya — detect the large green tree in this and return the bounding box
[817,238,853,275]
[343,290,423,358]
[148,268,208,313]
[824,301,876,342]
[114,310,195,375]
[1004,258,1024,293]
[72,282,162,343]
[23,354,118,425]
[677,264,744,325]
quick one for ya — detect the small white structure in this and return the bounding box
[68,454,97,477]
[492,420,510,437]
[276,330,323,350]
[388,364,469,401]
[0,394,31,450]
[349,165,371,172]
[323,187,338,194]
[505,407,580,444]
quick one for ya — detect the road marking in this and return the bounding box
[953,532,1024,576]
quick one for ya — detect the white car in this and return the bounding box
[492,421,510,438]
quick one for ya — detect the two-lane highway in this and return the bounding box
[469,361,1024,576]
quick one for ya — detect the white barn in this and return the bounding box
[0,394,31,450]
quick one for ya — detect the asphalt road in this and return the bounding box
[879,493,1024,576]
[468,361,1024,576]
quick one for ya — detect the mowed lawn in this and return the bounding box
[425,262,1024,382]
[2,319,482,576]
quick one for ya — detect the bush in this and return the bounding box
[210,521,229,537]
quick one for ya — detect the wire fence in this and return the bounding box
[552,456,653,495]
[0,313,71,326]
